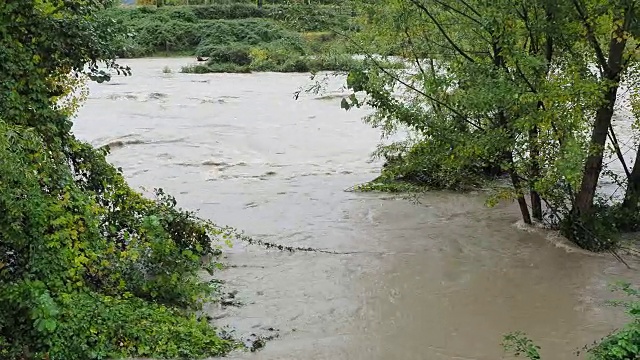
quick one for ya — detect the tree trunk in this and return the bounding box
[529,126,543,221]
[257,0,263,8]
[574,5,631,215]
[622,145,640,213]
[530,191,542,221]
[491,37,532,225]
[525,4,553,223]
[511,171,532,225]
[575,84,621,214]
[506,152,532,225]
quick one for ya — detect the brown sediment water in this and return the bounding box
[74,58,638,360]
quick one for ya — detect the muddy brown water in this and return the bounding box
[73,58,638,360]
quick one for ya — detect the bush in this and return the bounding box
[190,3,266,20]
[207,45,252,65]
[182,41,362,73]
[267,4,355,32]
[103,4,355,61]
[1,290,234,359]
[0,1,241,358]
[357,135,502,193]
[194,19,298,56]
[589,284,640,360]
[305,53,362,72]
[0,122,235,358]
[136,19,202,53]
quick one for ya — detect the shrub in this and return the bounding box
[192,19,296,56]
[136,19,202,53]
[0,121,235,358]
[49,292,234,359]
[182,63,251,73]
[357,134,501,193]
[267,4,355,32]
[589,284,640,360]
[0,1,240,356]
[207,45,252,65]
[102,4,354,60]
[190,3,266,20]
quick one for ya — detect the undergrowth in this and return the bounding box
[351,138,502,194]
[0,124,239,358]
[0,0,244,358]
[103,3,356,72]
[182,50,362,73]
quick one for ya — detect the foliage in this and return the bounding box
[503,284,640,360]
[502,332,541,360]
[340,0,640,251]
[0,290,234,359]
[182,40,363,73]
[103,7,300,57]
[589,284,640,360]
[267,3,356,32]
[102,3,357,72]
[110,2,355,31]
[0,0,237,358]
[359,131,504,192]
[194,19,299,55]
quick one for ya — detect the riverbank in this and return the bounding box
[104,3,359,73]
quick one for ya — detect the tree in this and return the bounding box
[572,0,640,216]
[341,0,640,250]
[623,147,640,217]
[622,93,640,222]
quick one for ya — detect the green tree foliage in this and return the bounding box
[342,0,640,251]
[0,0,236,358]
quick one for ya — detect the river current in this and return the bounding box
[73,58,638,360]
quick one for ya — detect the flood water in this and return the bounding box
[73,58,638,360]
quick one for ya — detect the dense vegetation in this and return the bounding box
[340,0,640,253]
[0,0,239,358]
[104,2,360,72]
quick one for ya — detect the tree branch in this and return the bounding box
[408,0,477,63]
[403,26,446,115]
[457,0,482,18]
[514,61,537,94]
[608,124,631,178]
[332,29,484,131]
[570,0,609,73]
[427,0,484,26]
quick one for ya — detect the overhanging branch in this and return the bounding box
[408,0,477,63]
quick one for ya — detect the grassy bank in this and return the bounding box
[104,3,358,73]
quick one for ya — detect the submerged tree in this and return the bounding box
[572,0,639,216]
[341,0,640,250]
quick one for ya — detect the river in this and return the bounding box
[73,58,638,360]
